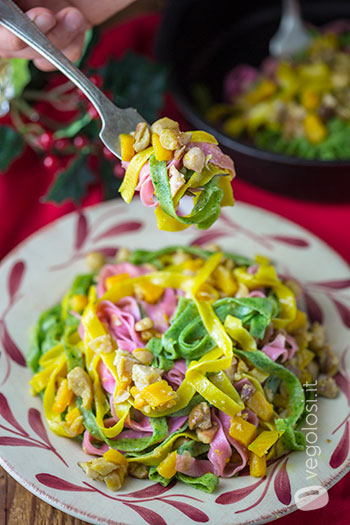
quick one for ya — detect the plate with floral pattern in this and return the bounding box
[0,199,349,524]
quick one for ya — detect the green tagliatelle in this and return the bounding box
[150,155,225,230]
[150,295,277,367]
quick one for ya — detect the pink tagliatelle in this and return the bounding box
[164,359,187,390]
[97,299,143,352]
[190,142,235,175]
[141,287,178,333]
[261,333,298,363]
[83,430,109,456]
[208,410,233,477]
[219,411,249,476]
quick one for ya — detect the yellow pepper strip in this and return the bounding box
[229,415,257,447]
[119,146,154,203]
[157,451,177,479]
[224,315,257,351]
[128,431,197,466]
[248,430,282,457]
[249,452,267,477]
[52,378,73,414]
[151,133,173,161]
[120,133,135,162]
[105,273,130,291]
[246,391,274,421]
[185,130,218,144]
[104,448,129,470]
[43,354,73,437]
[234,265,296,328]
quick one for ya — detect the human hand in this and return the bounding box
[0,0,135,71]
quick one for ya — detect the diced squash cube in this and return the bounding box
[65,407,84,437]
[249,452,267,477]
[157,451,177,479]
[248,430,281,457]
[152,133,172,161]
[105,273,130,291]
[136,380,176,409]
[120,133,135,162]
[229,415,257,447]
[53,378,73,414]
[134,281,164,304]
[246,391,274,421]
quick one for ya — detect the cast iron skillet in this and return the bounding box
[156,0,350,201]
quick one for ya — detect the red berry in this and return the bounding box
[54,138,70,152]
[37,131,54,151]
[74,135,89,148]
[89,74,103,88]
[43,154,59,170]
[87,103,99,120]
[103,146,115,160]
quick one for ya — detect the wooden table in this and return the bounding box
[1,466,86,524]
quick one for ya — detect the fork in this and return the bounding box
[0,0,145,159]
[269,0,311,58]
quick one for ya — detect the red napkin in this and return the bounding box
[0,13,349,524]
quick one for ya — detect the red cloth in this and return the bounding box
[0,13,349,523]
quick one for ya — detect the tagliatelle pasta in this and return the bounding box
[118,118,235,231]
[27,245,339,493]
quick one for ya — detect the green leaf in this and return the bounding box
[44,154,95,204]
[103,51,167,122]
[11,58,30,96]
[54,112,92,139]
[99,156,121,200]
[0,125,24,171]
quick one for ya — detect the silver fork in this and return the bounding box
[0,0,145,159]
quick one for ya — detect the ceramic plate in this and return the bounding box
[0,200,349,525]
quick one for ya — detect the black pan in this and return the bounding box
[156,0,350,201]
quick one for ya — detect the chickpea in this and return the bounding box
[183,147,205,173]
[133,122,150,152]
[86,252,106,272]
[151,117,179,135]
[159,129,180,150]
[67,366,93,409]
[135,317,154,331]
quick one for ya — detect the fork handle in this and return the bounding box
[0,0,117,118]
